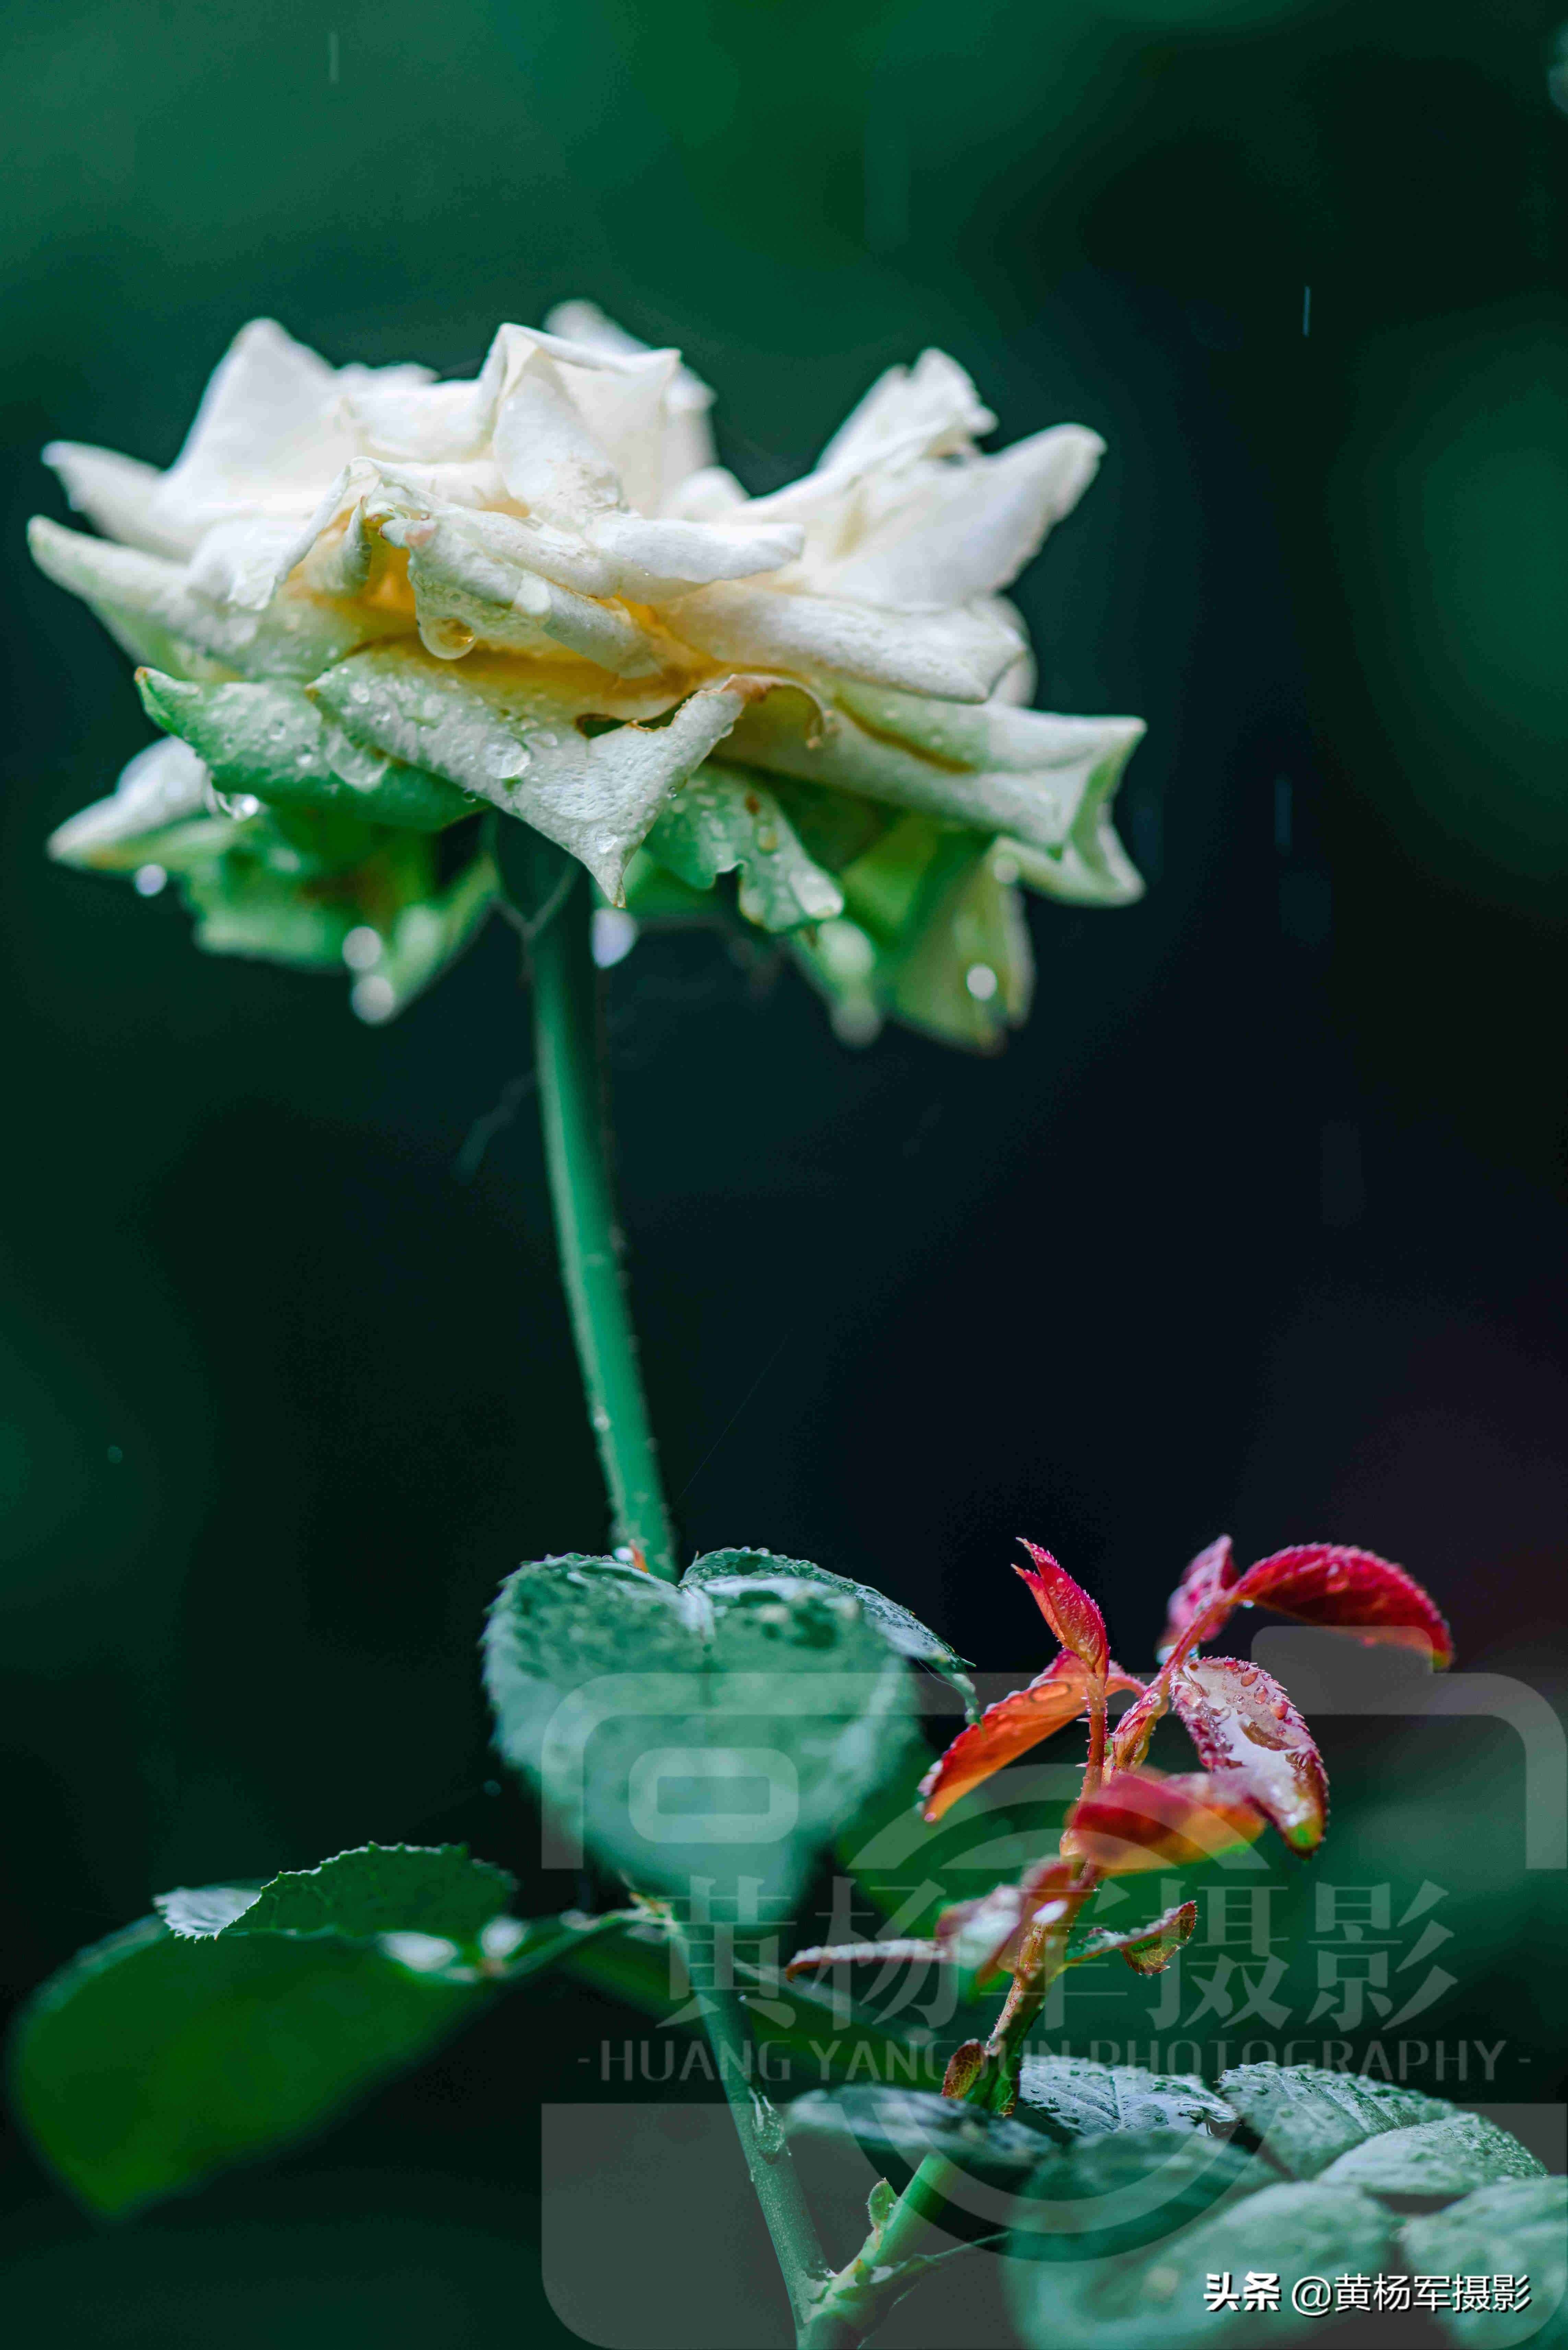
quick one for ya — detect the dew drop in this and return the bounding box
[352,973,397,1023]
[133,863,167,897]
[342,925,382,972]
[965,963,999,1002]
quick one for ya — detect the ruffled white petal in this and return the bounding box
[814,347,994,475]
[671,580,1024,703]
[43,442,193,559]
[815,424,1103,608]
[545,300,718,503]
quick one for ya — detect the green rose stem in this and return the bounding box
[513,832,679,1581]
[508,832,835,2337]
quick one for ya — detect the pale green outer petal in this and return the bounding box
[819,424,1104,608]
[644,759,844,930]
[28,518,409,683]
[670,582,1024,703]
[135,672,475,832]
[42,442,194,559]
[310,643,751,900]
[47,736,210,868]
[356,853,498,1022]
[888,853,1034,1049]
[813,347,995,474]
[722,677,1144,856]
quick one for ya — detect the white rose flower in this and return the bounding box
[33,306,1145,1046]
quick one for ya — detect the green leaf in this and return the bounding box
[14,1922,472,2217]
[1218,2063,1459,2179]
[1317,2113,1545,2196]
[176,825,439,974]
[137,671,477,832]
[1008,2180,1393,2350]
[1402,2179,1568,2348]
[1013,2129,1266,2265]
[643,761,843,931]
[786,2085,1046,2180]
[683,1547,975,1709]
[483,1553,917,1907]
[1016,2055,1238,2146]
[11,1845,602,2216]
[156,1843,516,1948]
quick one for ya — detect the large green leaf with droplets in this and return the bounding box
[1009,2179,1393,2350]
[1218,2062,1458,2178]
[483,1553,917,1907]
[9,1844,576,2217]
[1403,2180,1568,2349]
[682,1547,974,1708]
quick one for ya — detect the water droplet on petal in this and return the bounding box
[965,963,999,1002]
[133,863,167,897]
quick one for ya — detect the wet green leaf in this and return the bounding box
[1318,2113,1544,2196]
[1218,2063,1458,2179]
[682,1547,975,1708]
[484,1553,917,1906]
[1009,2179,1393,2350]
[1017,2055,1237,2146]
[1012,2129,1265,2265]
[156,1843,515,1948]
[1402,2179,1568,2348]
[786,2084,1046,2179]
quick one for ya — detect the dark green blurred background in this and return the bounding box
[2,1,1565,2342]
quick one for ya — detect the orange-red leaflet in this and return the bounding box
[1015,1541,1109,1677]
[934,1856,1075,1986]
[1171,1655,1329,1854]
[1065,1768,1267,1873]
[1067,1897,1198,1977]
[919,1652,1144,1823]
[1157,1533,1239,1662]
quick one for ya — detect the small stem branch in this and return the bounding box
[527,858,678,1579]
[691,1929,830,2342]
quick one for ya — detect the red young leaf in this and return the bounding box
[918,1652,1142,1823]
[1110,1680,1169,1772]
[1156,1534,1240,1661]
[1065,1768,1267,1873]
[1226,1544,1453,1668]
[943,2041,987,2099]
[1015,1542,1109,1679]
[783,1938,939,1979]
[1067,1898,1198,1977]
[1170,1657,1329,1853]
[934,1857,1074,1985]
